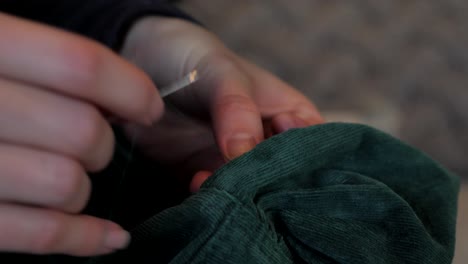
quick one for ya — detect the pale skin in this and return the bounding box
[0,13,323,256]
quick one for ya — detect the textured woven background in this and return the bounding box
[176,1,467,263]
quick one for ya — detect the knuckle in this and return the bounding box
[56,42,102,90]
[72,105,106,156]
[216,94,258,115]
[70,103,114,171]
[49,158,89,211]
[31,213,66,254]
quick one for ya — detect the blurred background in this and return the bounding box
[176,1,467,262]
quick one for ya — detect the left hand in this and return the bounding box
[120,17,324,192]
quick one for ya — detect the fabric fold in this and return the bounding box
[104,122,459,264]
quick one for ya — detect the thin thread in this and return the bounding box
[85,129,139,264]
[108,128,139,221]
[86,69,199,263]
[106,68,199,218]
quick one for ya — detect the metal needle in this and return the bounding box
[159,70,199,98]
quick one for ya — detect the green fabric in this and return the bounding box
[98,122,460,264]
[1,122,458,263]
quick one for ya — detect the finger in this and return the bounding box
[208,77,264,161]
[0,143,90,213]
[0,77,114,171]
[289,101,325,126]
[272,112,320,134]
[0,12,163,125]
[0,203,130,256]
[190,171,212,193]
[239,56,324,124]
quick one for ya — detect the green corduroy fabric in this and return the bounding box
[98,122,460,264]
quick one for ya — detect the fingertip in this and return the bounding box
[149,89,165,125]
[190,171,212,193]
[272,109,325,134]
[211,93,263,161]
[295,105,325,125]
[272,113,309,134]
[103,221,131,251]
[224,134,257,161]
[272,113,307,134]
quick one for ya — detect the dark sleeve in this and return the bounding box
[0,0,197,51]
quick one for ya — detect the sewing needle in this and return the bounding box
[159,69,199,98]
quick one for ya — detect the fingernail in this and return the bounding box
[296,109,325,125]
[278,117,296,132]
[226,134,256,160]
[276,115,309,133]
[103,222,131,250]
[293,116,308,127]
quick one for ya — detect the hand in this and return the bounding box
[121,17,324,192]
[0,13,164,256]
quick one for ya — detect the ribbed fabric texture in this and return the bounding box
[94,122,459,264]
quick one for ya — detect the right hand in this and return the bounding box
[0,13,164,256]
